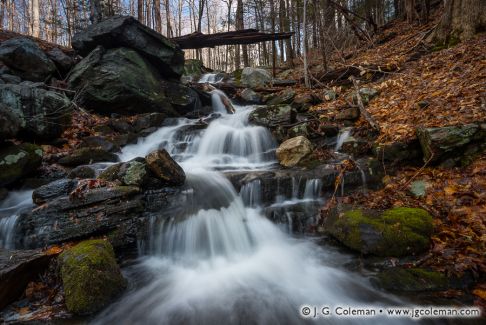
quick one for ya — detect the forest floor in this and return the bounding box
[282,14,485,307]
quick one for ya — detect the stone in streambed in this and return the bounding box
[32,178,78,205]
[325,207,433,257]
[145,150,186,186]
[0,143,43,187]
[276,136,313,167]
[249,104,295,128]
[240,67,272,88]
[372,268,448,292]
[59,240,126,315]
[58,147,119,166]
[240,88,262,104]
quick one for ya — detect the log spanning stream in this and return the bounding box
[0,78,414,324]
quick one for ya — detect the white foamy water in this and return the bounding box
[198,73,224,84]
[335,127,352,152]
[96,90,412,324]
[0,190,33,249]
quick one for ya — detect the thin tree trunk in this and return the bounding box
[303,0,310,88]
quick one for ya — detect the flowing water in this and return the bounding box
[0,190,33,249]
[198,73,224,84]
[95,85,413,324]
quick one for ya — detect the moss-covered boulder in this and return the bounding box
[276,136,313,167]
[0,143,42,187]
[99,159,149,187]
[325,207,433,257]
[58,147,119,166]
[59,240,127,315]
[372,268,448,292]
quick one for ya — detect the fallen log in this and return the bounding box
[171,29,294,49]
[311,64,399,86]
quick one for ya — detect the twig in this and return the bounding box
[46,85,77,93]
[350,76,380,131]
[400,153,434,190]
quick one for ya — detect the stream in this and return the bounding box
[0,81,415,324]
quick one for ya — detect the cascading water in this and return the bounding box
[95,88,413,324]
[335,127,352,152]
[198,73,224,84]
[0,190,33,249]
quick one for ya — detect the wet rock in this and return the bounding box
[69,46,179,116]
[276,136,313,167]
[0,248,53,310]
[183,59,208,82]
[16,186,143,248]
[68,165,96,179]
[416,124,486,167]
[109,119,133,134]
[240,67,271,88]
[133,113,166,132]
[0,37,56,81]
[32,179,78,205]
[0,143,43,187]
[72,16,184,78]
[325,207,433,257]
[372,140,422,165]
[47,48,75,73]
[145,150,186,186]
[319,125,340,137]
[340,136,370,157]
[111,133,138,146]
[0,104,20,140]
[240,88,262,104]
[1,74,21,83]
[249,104,295,128]
[58,147,119,166]
[267,89,296,106]
[164,82,202,116]
[59,240,126,315]
[99,160,150,188]
[0,84,72,141]
[79,136,120,153]
[336,107,360,121]
[372,268,448,292]
[288,123,313,139]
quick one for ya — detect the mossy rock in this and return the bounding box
[59,239,127,315]
[58,147,119,167]
[373,268,448,292]
[326,207,433,257]
[0,143,42,187]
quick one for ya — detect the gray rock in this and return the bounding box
[47,48,74,73]
[0,37,56,81]
[72,16,184,79]
[0,83,72,140]
[68,165,96,179]
[1,74,22,84]
[241,67,271,88]
[267,89,296,106]
[0,103,20,140]
[409,180,430,198]
[240,88,262,104]
[416,124,486,166]
[32,179,78,205]
[79,136,120,153]
[249,105,295,128]
[133,113,166,132]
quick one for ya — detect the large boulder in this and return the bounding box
[0,143,43,187]
[0,37,56,81]
[276,136,313,167]
[72,16,184,79]
[68,46,176,116]
[0,103,20,140]
[98,159,152,188]
[0,84,72,140]
[145,150,186,186]
[47,48,75,74]
[416,124,486,166]
[241,67,272,88]
[325,207,433,257]
[183,59,209,82]
[266,89,296,106]
[59,240,126,315]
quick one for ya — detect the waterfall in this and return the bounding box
[95,88,411,325]
[0,190,33,249]
[335,127,352,152]
[198,73,224,84]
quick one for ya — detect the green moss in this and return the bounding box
[60,239,126,315]
[375,268,448,292]
[98,163,121,181]
[0,143,42,187]
[328,207,433,257]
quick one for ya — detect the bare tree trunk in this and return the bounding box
[430,0,486,43]
[32,0,40,37]
[303,0,310,88]
[137,0,144,23]
[154,0,161,32]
